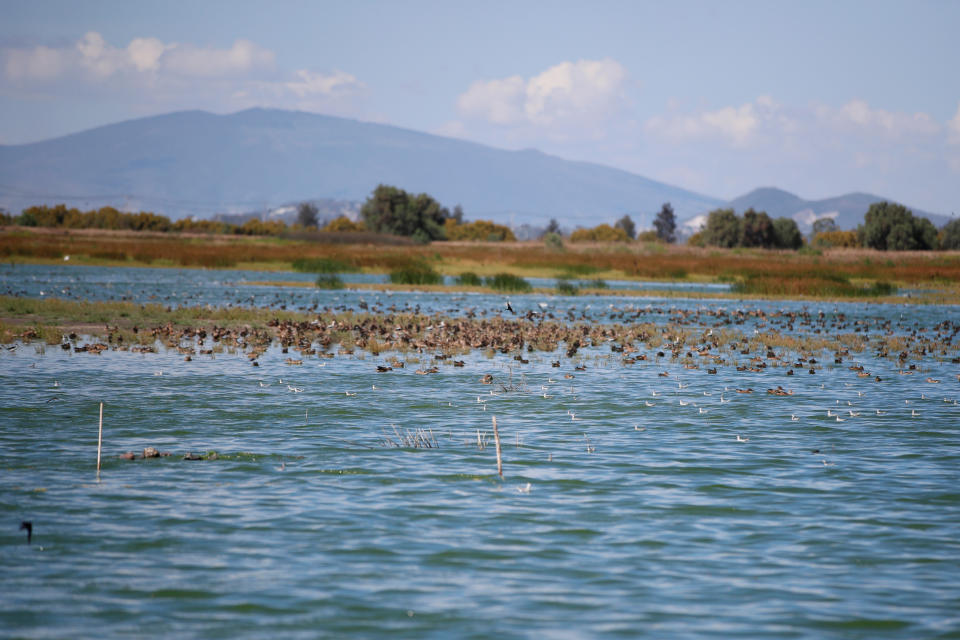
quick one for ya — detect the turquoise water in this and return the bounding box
[2,265,960,638]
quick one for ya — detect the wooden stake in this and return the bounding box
[96,402,103,475]
[492,416,503,478]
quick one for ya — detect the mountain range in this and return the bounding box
[0,108,950,232]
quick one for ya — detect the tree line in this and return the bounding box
[4,193,958,251]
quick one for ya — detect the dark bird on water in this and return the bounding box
[20,521,32,545]
[505,301,515,314]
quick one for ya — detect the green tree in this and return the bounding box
[812,217,838,235]
[940,218,960,250]
[702,208,741,248]
[545,218,561,235]
[297,202,319,228]
[772,217,803,249]
[360,184,449,242]
[653,203,676,243]
[740,208,775,248]
[614,214,636,240]
[857,201,936,251]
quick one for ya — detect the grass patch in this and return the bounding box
[733,272,898,298]
[486,272,532,292]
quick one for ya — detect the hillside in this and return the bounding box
[0,108,722,227]
[727,187,950,232]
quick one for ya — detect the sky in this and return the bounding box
[2,0,959,214]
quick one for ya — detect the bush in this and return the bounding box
[315,274,345,289]
[323,216,365,233]
[584,278,608,289]
[486,273,532,292]
[445,219,516,242]
[389,263,442,285]
[569,223,629,243]
[291,257,354,273]
[813,230,859,248]
[543,232,564,250]
[556,279,578,295]
[456,272,483,286]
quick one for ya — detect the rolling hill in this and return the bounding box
[0,108,723,228]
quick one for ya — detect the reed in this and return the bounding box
[492,416,503,478]
[96,402,103,476]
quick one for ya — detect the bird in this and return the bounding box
[911,409,920,417]
[736,434,749,442]
[835,415,845,422]
[20,521,32,545]
[634,425,645,431]
[644,400,656,407]
[791,414,799,421]
[876,409,887,415]
[699,407,709,414]
[505,301,515,314]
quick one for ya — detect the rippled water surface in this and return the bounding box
[2,265,959,638]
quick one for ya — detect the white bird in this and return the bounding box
[258,381,269,387]
[827,410,837,417]
[345,391,356,396]
[287,385,303,393]
[822,459,835,466]
[652,391,661,397]
[736,434,749,442]
[911,409,919,417]
[720,394,730,404]
[679,400,690,406]
[836,415,845,422]
[702,391,712,396]
[876,409,887,415]
[791,414,799,421]
[644,400,656,407]
[516,483,532,493]
[634,425,645,431]
[699,407,709,414]
[848,410,860,417]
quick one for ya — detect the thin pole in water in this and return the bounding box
[96,402,103,478]
[492,416,503,479]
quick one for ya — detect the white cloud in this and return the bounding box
[816,99,940,139]
[0,32,367,117]
[161,39,274,77]
[126,37,168,72]
[948,103,960,144]
[458,75,526,125]
[2,32,275,82]
[283,69,364,99]
[644,97,784,148]
[456,59,628,135]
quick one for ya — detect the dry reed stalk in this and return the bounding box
[96,402,103,475]
[492,416,503,478]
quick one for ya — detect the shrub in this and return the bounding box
[486,272,532,292]
[543,232,564,250]
[315,274,345,289]
[456,272,483,286]
[556,279,578,295]
[569,223,629,243]
[323,216,365,233]
[389,263,442,285]
[445,219,516,242]
[814,230,859,248]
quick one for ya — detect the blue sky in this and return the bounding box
[2,0,959,213]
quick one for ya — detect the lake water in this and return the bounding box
[2,264,959,638]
